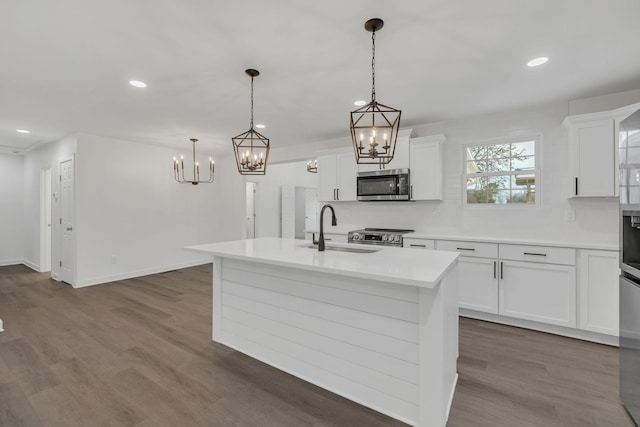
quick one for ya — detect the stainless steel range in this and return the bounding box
[348,228,414,247]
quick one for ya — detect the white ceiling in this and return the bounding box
[2,0,640,156]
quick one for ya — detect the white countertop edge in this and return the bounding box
[404,233,619,251]
[185,240,459,289]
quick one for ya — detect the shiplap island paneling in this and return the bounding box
[186,237,459,427]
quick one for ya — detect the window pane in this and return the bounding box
[467,190,488,204]
[467,159,486,173]
[511,141,535,157]
[487,175,509,190]
[511,190,535,204]
[493,190,510,204]
[466,146,487,162]
[511,174,535,190]
[486,157,511,172]
[511,156,535,171]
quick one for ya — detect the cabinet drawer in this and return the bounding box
[322,233,348,244]
[403,238,435,250]
[436,240,498,258]
[499,244,575,266]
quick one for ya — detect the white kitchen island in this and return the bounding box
[185,237,459,427]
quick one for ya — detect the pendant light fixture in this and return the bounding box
[232,69,270,175]
[350,18,401,166]
[173,138,214,185]
[306,159,318,173]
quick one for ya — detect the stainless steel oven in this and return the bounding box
[357,168,410,201]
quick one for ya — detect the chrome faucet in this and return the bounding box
[317,204,337,251]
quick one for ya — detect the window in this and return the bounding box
[464,137,538,205]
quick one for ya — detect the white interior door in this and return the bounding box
[304,188,318,231]
[59,158,75,284]
[281,185,295,239]
[40,168,52,272]
[246,182,256,239]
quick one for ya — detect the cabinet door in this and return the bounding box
[336,151,357,201]
[499,260,576,327]
[318,155,337,201]
[458,257,498,314]
[569,119,615,197]
[578,250,619,336]
[409,136,444,200]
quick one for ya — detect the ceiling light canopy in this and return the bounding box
[16,129,30,133]
[129,80,147,88]
[232,69,270,175]
[350,18,401,166]
[527,57,549,67]
[173,138,214,185]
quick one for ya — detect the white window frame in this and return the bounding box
[462,135,542,208]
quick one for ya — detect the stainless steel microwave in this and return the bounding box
[357,168,410,201]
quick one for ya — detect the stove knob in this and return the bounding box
[394,235,401,242]
[354,233,360,240]
[383,235,389,241]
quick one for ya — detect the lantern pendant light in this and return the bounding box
[232,69,270,175]
[350,18,401,166]
[173,138,214,185]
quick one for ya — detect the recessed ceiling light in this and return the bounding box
[527,57,549,67]
[16,129,30,134]
[256,124,266,129]
[129,80,147,88]
[354,100,367,106]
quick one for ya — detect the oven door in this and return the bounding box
[357,170,410,201]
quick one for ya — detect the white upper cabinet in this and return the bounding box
[317,148,357,202]
[565,115,616,197]
[565,102,640,198]
[358,129,415,172]
[409,135,445,200]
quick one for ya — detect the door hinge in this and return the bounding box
[59,261,62,267]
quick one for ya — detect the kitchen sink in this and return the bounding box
[298,243,380,253]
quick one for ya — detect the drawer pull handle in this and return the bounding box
[456,247,475,251]
[523,252,547,257]
[500,262,503,279]
[493,261,497,279]
[410,244,426,248]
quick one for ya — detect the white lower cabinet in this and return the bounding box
[578,249,619,336]
[458,257,499,314]
[499,260,577,328]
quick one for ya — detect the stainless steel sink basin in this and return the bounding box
[298,243,380,254]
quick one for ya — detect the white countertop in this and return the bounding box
[185,237,458,289]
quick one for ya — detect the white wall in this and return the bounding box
[74,133,240,287]
[248,161,318,238]
[0,154,24,265]
[22,135,77,273]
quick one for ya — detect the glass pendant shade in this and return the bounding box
[232,69,270,175]
[350,18,401,166]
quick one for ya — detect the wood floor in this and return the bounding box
[0,264,634,427]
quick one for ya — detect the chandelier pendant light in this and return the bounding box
[350,18,401,166]
[232,69,270,175]
[173,138,214,185]
[306,159,318,173]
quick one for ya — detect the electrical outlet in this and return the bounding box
[565,206,576,222]
[110,255,117,264]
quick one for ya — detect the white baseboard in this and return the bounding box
[460,309,619,347]
[0,259,24,267]
[22,259,40,272]
[73,258,211,288]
